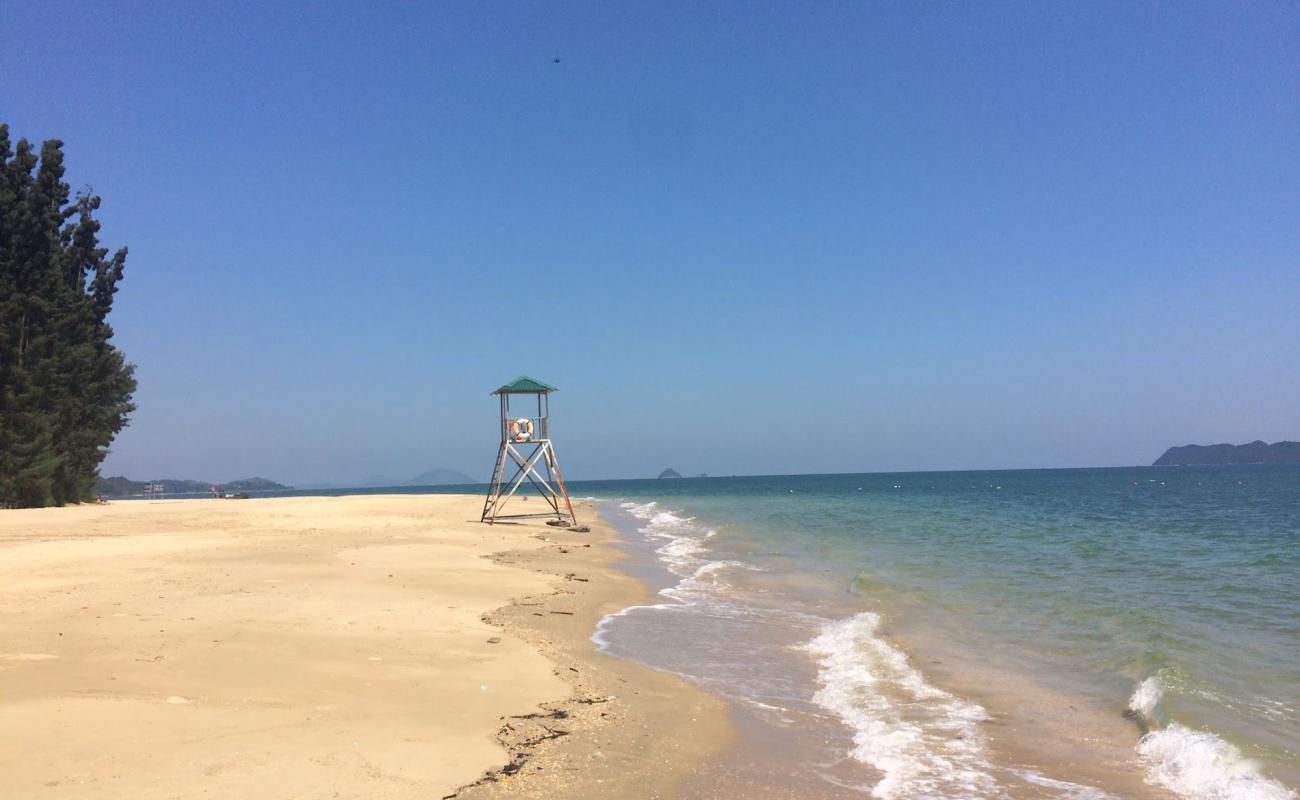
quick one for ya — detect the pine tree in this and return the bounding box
[0,124,136,507]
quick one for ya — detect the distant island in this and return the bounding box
[301,469,480,490]
[405,469,478,486]
[657,468,710,479]
[94,476,291,496]
[1153,440,1300,466]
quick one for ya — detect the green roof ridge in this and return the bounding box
[492,375,558,395]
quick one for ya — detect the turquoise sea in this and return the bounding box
[571,466,1298,799]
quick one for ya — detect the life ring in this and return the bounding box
[509,418,534,442]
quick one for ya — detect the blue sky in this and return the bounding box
[4,1,1297,484]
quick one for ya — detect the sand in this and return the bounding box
[0,495,731,799]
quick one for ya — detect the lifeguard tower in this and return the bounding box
[481,376,577,526]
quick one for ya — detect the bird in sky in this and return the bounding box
[553,56,561,64]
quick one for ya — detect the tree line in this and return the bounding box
[1,124,137,507]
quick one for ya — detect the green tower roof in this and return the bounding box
[491,376,558,395]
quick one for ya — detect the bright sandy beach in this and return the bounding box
[0,495,731,799]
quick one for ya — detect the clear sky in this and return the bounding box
[4,2,1297,485]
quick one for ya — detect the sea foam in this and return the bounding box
[592,501,740,651]
[805,613,1001,799]
[617,501,730,579]
[1129,674,1296,800]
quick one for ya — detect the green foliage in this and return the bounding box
[0,124,137,507]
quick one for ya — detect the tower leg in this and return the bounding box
[481,441,510,523]
[480,440,577,525]
[546,442,577,523]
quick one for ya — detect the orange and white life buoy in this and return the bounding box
[509,418,534,442]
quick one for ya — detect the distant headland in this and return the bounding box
[94,476,291,496]
[1153,440,1300,466]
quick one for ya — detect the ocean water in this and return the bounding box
[570,467,1299,800]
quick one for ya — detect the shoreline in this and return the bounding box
[0,494,731,800]
[457,499,733,798]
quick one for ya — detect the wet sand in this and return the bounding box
[457,500,733,799]
[0,494,731,800]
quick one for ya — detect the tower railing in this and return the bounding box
[500,416,549,441]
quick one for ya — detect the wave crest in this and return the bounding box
[1129,672,1295,800]
[804,613,1000,799]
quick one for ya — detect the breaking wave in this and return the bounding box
[805,613,1002,799]
[591,501,739,651]
[1128,673,1295,800]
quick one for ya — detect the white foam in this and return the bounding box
[1129,675,1164,720]
[590,600,678,650]
[658,534,704,561]
[1015,769,1113,800]
[1129,673,1296,800]
[804,613,1002,799]
[592,501,727,649]
[1137,725,1295,800]
[745,698,790,712]
[620,500,658,516]
[620,502,719,580]
[688,559,738,582]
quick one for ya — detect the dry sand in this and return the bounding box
[0,495,731,799]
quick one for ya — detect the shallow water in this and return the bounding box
[574,466,1299,800]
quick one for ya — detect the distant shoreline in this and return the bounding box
[93,461,1300,501]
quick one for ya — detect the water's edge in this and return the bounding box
[587,490,1297,800]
